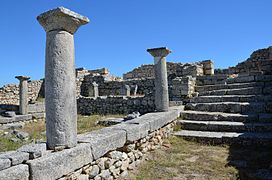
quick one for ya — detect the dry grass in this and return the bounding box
[130,136,238,180]
[0,114,124,152]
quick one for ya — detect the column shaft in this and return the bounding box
[19,80,28,115]
[45,30,77,149]
[154,57,169,111]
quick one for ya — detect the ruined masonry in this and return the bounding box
[0,5,272,180]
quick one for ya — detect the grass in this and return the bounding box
[0,114,124,152]
[130,136,239,180]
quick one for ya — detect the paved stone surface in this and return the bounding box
[0,164,29,180]
[27,143,92,180]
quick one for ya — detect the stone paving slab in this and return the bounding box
[199,87,263,96]
[174,130,272,145]
[178,120,272,132]
[185,102,266,114]
[182,110,257,122]
[0,164,29,180]
[190,95,272,103]
[27,143,92,180]
[195,82,264,92]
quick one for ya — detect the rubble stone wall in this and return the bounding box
[0,80,44,105]
[123,62,204,80]
[215,47,272,75]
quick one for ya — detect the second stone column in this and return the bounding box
[147,47,171,112]
[37,7,89,149]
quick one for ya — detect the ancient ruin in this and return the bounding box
[0,6,272,180]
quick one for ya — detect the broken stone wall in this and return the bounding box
[0,80,44,105]
[215,47,272,75]
[123,62,204,80]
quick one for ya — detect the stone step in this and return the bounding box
[181,110,257,122]
[195,82,264,92]
[174,130,272,145]
[190,95,272,103]
[198,87,263,96]
[177,120,272,132]
[185,102,266,114]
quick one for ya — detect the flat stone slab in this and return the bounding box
[199,87,263,96]
[27,143,92,180]
[195,82,264,92]
[178,120,272,132]
[0,151,29,165]
[77,127,126,160]
[0,164,29,180]
[190,95,272,103]
[185,102,266,114]
[174,130,272,145]
[182,110,257,122]
[0,114,32,125]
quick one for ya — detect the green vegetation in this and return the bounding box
[0,114,124,152]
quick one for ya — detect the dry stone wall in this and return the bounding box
[123,62,204,80]
[215,47,272,75]
[0,80,44,105]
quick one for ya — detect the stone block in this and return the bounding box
[27,143,92,180]
[17,143,48,159]
[0,158,11,171]
[0,151,29,165]
[14,114,32,122]
[111,122,149,143]
[0,164,29,180]
[77,128,126,160]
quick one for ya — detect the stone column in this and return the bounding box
[37,7,89,149]
[120,85,130,96]
[15,76,30,115]
[147,47,171,112]
[88,82,99,98]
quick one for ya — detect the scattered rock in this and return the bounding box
[89,165,100,178]
[124,112,140,120]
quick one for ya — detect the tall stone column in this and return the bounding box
[37,7,89,149]
[147,47,171,112]
[15,76,30,115]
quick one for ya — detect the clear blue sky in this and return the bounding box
[0,0,271,86]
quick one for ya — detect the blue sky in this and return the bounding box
[0,0,271,86]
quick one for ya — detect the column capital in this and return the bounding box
[147,47,172,57]
[37,7,89,34]
[15,76,30,81]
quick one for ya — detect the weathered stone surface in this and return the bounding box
[17,143,47,159]
[0,164,29,180]
[0,158,11,171]
[37,7,89,34]
[147,47,171,112]
[89,165,100,178]
[0,151,29,165]
[15,76,30,115]
[37,7,89,149]
[27,143,92,180]
[77,128,126,160]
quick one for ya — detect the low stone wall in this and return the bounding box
[0,107,182,180]
[0,80,43,105]
[77,95,155,115]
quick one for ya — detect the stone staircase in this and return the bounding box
[174,76,272,145]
